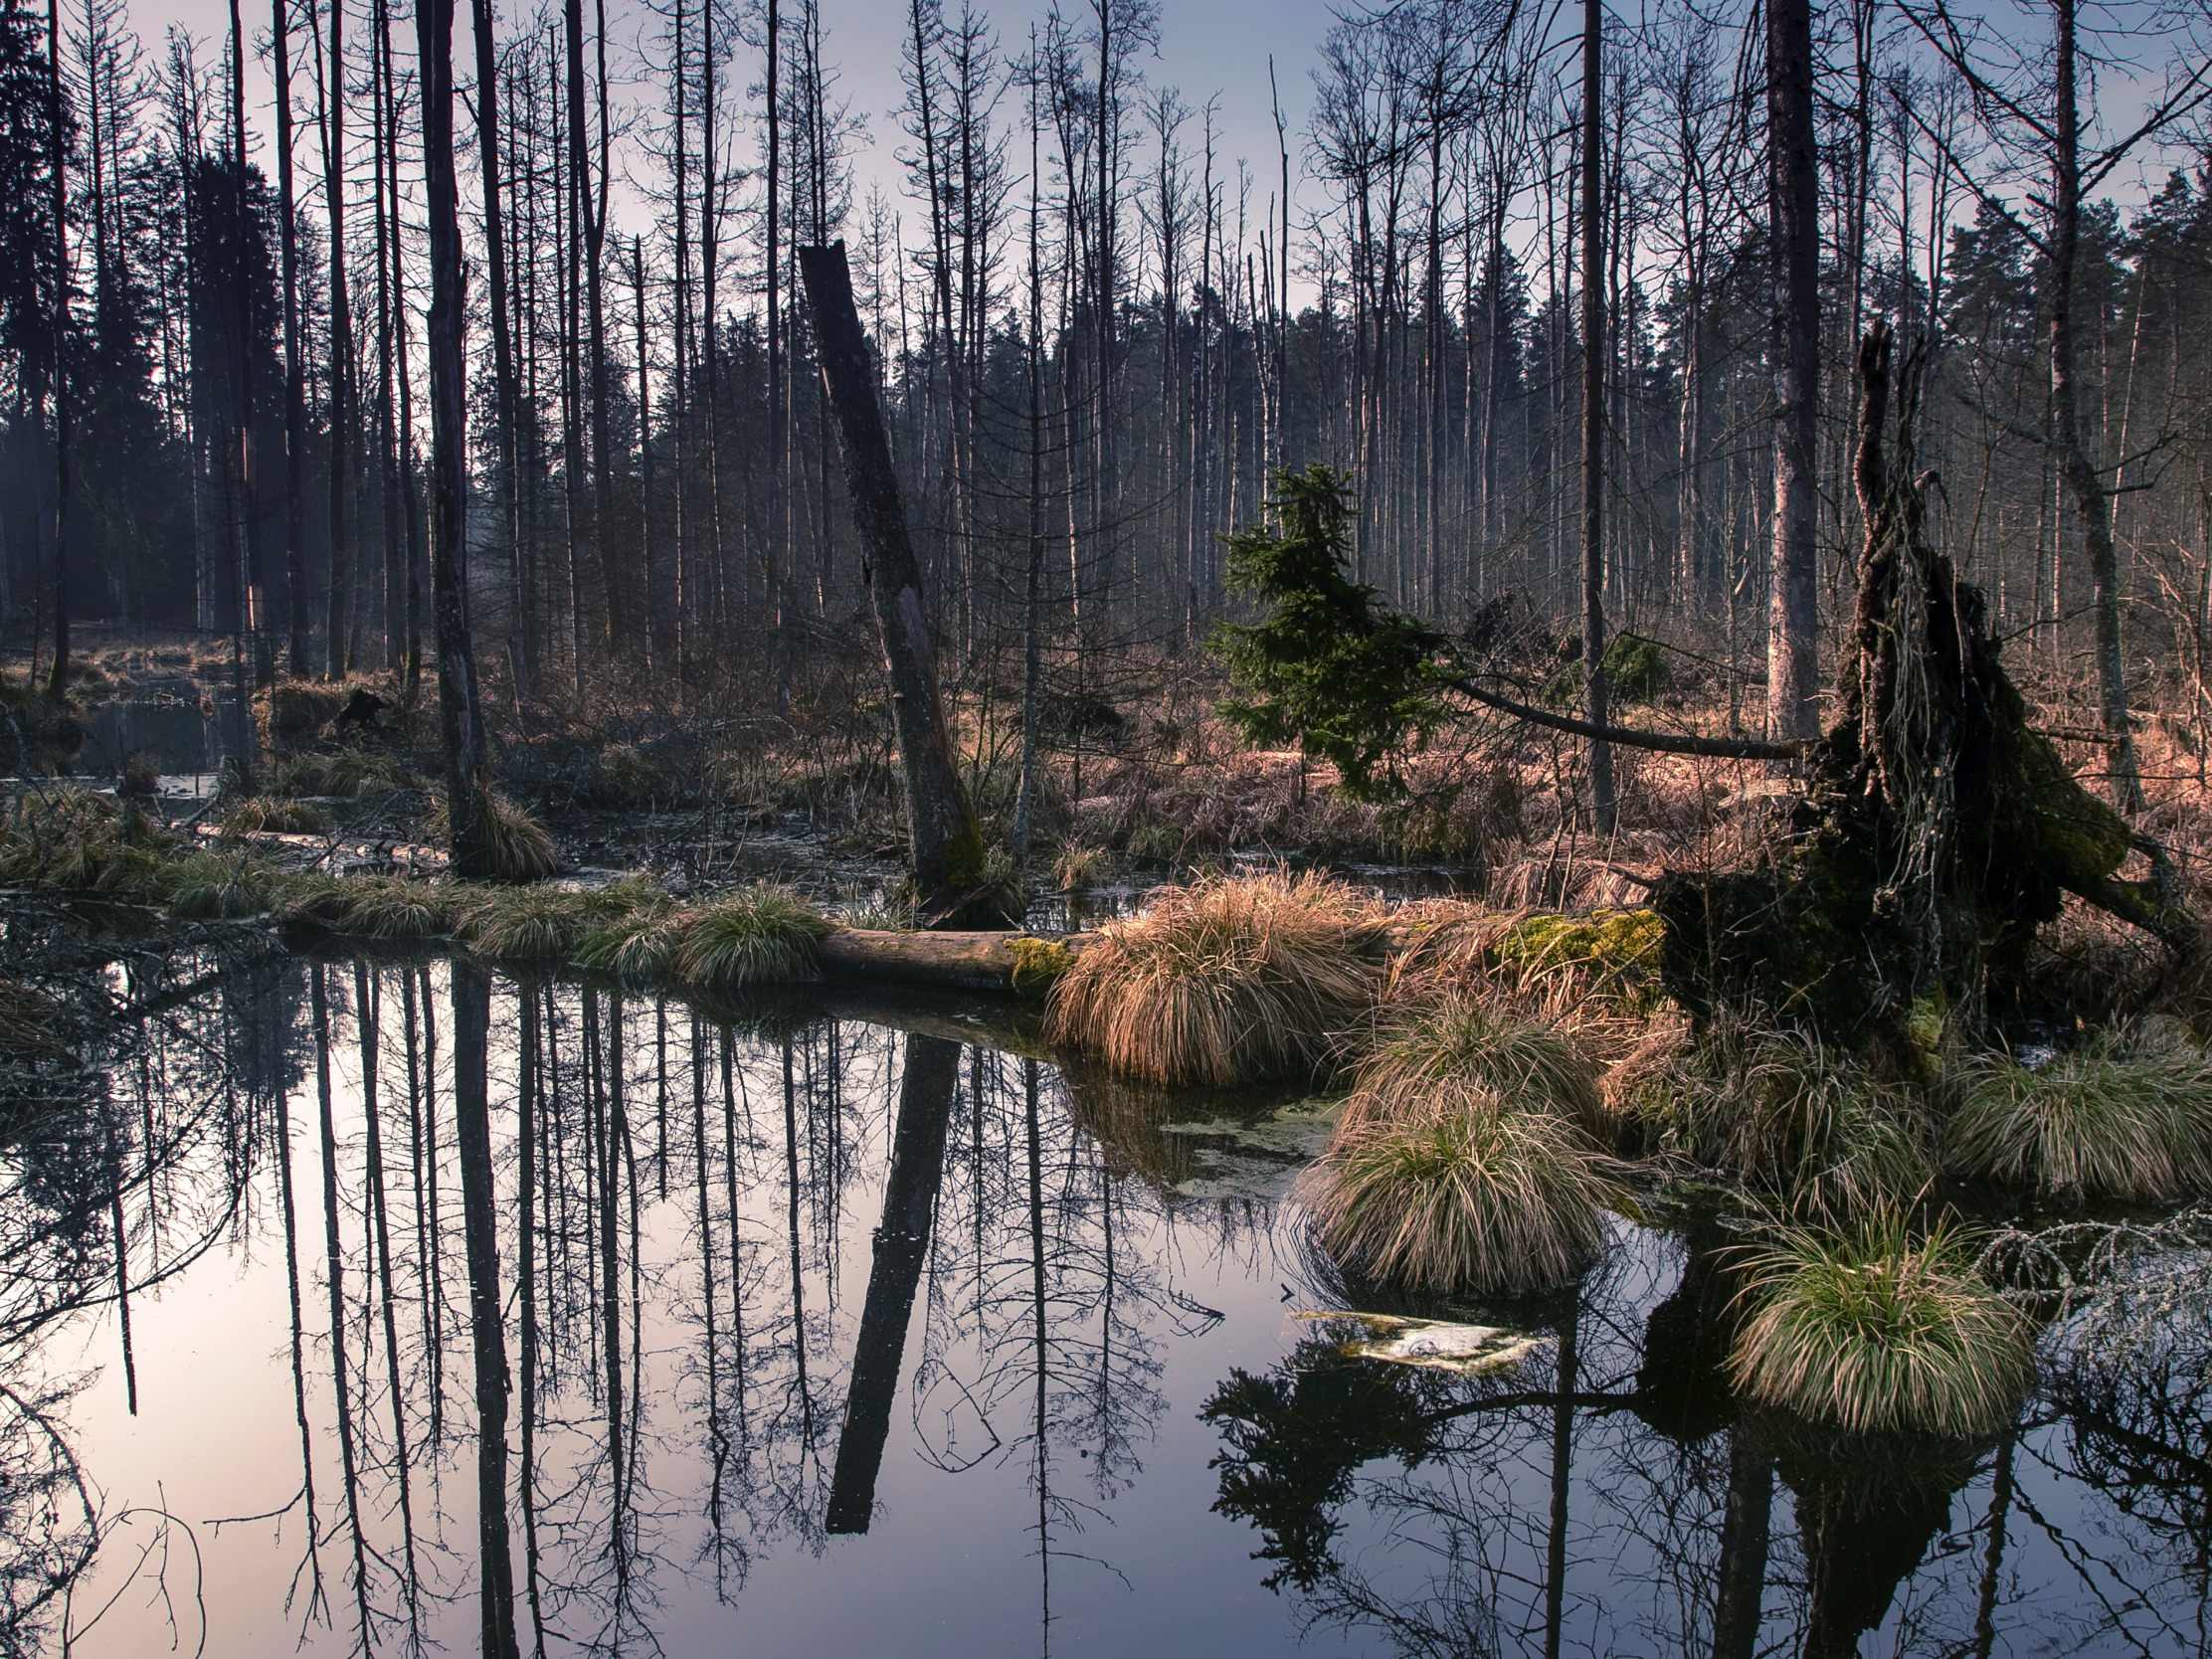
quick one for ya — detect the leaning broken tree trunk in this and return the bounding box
[1653,322,2190,1041]
[418,0,490,877]
[797,240,990,926]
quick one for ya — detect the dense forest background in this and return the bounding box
[2,0,2209,769]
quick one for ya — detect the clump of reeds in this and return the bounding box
[1942,1018,2212,1200]
[455,883,587,960]
[1344,994,1605,1137]
[439,789,560,881]
[1053,843,1108,890]
[0,787,168,895]
[160,848,281,918]
[1643,1024,1932,1221]
[574,877,683,979]
[673,886,833,989]
[1046,867,1382,1087]
[1302,1077,1620,1294]
[1729,1217,2031,1437]
[220,795,332,837]
[325,874,456,939]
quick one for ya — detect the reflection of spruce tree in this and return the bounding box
[1201,1341,1435,1590]
[269,981,325,1620]
[516,987,547,1655]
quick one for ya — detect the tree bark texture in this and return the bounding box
[1578,0,1614,834]
[797,240,988,923]
[418,0,488,875]
[1766,0,1821,745]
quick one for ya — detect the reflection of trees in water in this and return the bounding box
[20,954,2212,1657]
[0,940,300,1654]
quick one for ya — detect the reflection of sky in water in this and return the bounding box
[10,955,2211,1656]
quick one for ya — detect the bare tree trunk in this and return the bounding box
[1579,0,1614,834]
[44,0,69,696]
[798,241,989,923]
[275,0,308,676]
[1766,0,1821,744]
[2049,0,2143,811]
[473,0,528,702]
[419,0,488,871]
[319,0,352,676]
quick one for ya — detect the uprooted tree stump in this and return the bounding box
[1209,329,2192,1050]
[1652,323,2190,1039]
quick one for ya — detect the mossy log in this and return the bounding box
[815,927,1095,995]
[1655,325,2191,1038]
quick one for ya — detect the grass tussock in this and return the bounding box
[1303,1077,1620,1294]
[456,883,588,960]
[1730,1218,2032,1437]
[159,848,281,918]
[1639,1024,1933,1221]
[441,790,560,881]
[220,795,333,837]
[0,787,169,894]
[574,878,684,979]
[327,874,457,939]
[1343,994,1604,1138]
[1046,867,1383,1087]
[1053,843,1108,890]
[1943,1018,2212,1200]
[673,886,833,990]
[0,980,66,1054]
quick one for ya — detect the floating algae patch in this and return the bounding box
[1162,1096,1344,1199]
[1296,1311,1551,1376]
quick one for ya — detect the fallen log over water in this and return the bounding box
[815,927,1095,995]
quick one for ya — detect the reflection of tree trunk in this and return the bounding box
[782,1038,815,1453]
[1797,1465,1952,1659]
[310,968,374,1648]
[517,991,546,1658]
[1971,1425,2014,1659]
[105,1115,137,1415]
[451,958,522,1659]
[825,1034,963,1534]
[1544,1295,1579,1659]
[587,991,629,1578]
[418,966,446,1442]
[1024,1058,1052,1636]
[692,1015,728,1562]
[355,966,422,1636]
[272,1014,325,1612]
[722,1032,746,1439]
[1710,1428,1771,1659]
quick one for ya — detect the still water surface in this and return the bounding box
[4,948,2208,1656]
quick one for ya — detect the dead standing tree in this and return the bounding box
[796,240,992,927]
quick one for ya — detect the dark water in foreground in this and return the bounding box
[4,948,2209,1657]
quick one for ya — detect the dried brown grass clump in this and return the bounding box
[1303,1077,1621,1294]
[1342,994,1605,1138]
[1046,868,1384,1086]
[432,789,560,881]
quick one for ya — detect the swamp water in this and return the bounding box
[4,948,2210,1657]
